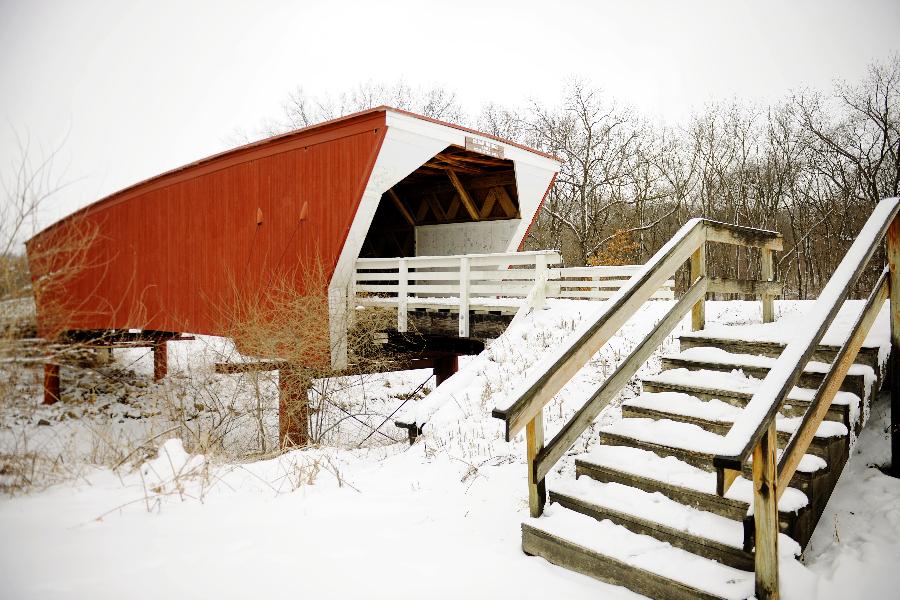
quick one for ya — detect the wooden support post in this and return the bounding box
[761,247,775,323]
[459,256,470,338]
[433,355,458,386]
[753,421,779,599]
[43,363,60,405]
[888,215,900,477]
[279,366,309,448]
[153,340,168,381]
[398,258,408,333]
[526,410,546,518]
[691,244,706,331]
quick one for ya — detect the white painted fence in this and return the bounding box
[353,251,675,336]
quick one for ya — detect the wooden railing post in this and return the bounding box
[761,247,775,323]
[526,410,546,517]
[398,258,408,333]
[888,215,900,476]
[691,243,706,331]
[459,256,470,338]
[753,421,779,599]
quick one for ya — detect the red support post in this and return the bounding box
[43,363,60,405]
[153,340,168,381]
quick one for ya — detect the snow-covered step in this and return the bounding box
[548,477,801,570]
[641,367,855,425]
[660,346,872,401]
[523,503,755,600]
[598,417,829,492]
[575,445,817,547]
[622,391,849,459]
[677,332,881,372]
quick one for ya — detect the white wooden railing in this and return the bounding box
[352,251,675,337]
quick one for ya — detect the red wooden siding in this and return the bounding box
[27,110,387,339]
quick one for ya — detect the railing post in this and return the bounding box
[691,243,706,331]
[753,421,779,600]
[347,271,357,328]
[398,258,408,333]
[459,256,470,338]
[761,247,775,323]
[888,214,900,477]
[526,410,546,517]
[532,253,548,310]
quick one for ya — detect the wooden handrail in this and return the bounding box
[533,275,709,482]
[706,197,899,600]
[711,198,900,489]
[492,218,782,442]
[776,268,889,495]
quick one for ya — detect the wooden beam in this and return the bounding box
[761,248,775,323]
[527,411,546,517]
[446,195,461,220]
[416,197,430,222]
[446,169,480,221]
[387,189,416,226]
[479,188,497,219]
[494,185,520,218]
[406,171,515,197]
[707,277,783,296]
[427,193,447,221]
[691,243,707,331]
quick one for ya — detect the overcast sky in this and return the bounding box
[1,0,898,236]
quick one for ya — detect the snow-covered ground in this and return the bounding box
[1,300,898,599]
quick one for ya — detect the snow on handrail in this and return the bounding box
[713,197,900,472]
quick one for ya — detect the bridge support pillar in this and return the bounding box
[43,363,60,405]
[279,366,309,448]
[153,341,168,381]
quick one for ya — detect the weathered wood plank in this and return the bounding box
[705,222,784,251]
[526,411,546,517]
[707,277,782,297]
[761,247,775,323]
[752,422,779,600]
[521,525,728,600]
[691,243,706,331]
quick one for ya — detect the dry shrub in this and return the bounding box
[213,253,398,449]
[588,229,640,266]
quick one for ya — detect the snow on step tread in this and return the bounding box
[642,367,859,407]
[579,444,809,513]
[550,476,801,556]
[666,346,874,378]
[625,391,849,438]
[525,503,754,600]
[601,417,828,473]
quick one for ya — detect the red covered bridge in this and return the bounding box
[27,107,560,380]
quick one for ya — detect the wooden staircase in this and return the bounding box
[521,330,880,600]
[492,200,900,600]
